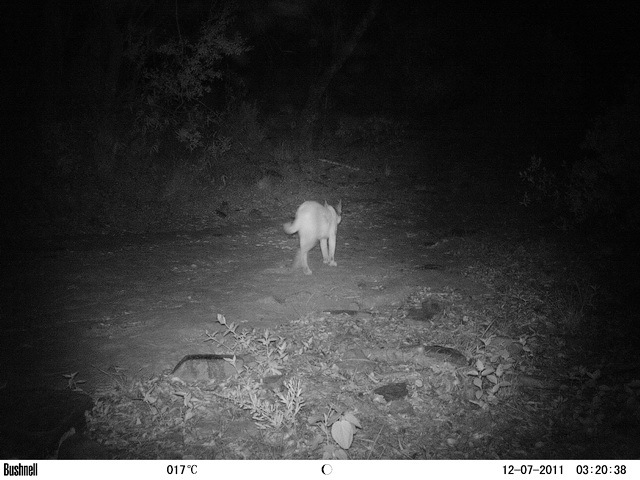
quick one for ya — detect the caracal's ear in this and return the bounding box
[336,200,342,215]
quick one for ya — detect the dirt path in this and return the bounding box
[0,136,468,390]
[3,181,493,394]
[4,136,637,459]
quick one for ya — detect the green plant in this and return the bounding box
[563,366,640,437]
[233,377,305,430]
[173,390,197,423]
[521,83,640,231]
[204,314,305,430]
[126,6,250,164]
[467,336,522,408]
[468,358,513,408]
[208,314,289,376]
[570,87,640,229]
[309,407,362,459]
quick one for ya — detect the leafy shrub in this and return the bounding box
[126,6,251,174]
[571,84,640,230]
[521,82,640,232]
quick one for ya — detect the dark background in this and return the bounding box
[4,1,639,172]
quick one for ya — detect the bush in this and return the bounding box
[126,6,251,175]
[572,84,640,230]
[521,82,640,232]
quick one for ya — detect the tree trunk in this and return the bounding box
[299,0,381,149]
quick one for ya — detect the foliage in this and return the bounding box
[204,314,305,430]
[308,407,362,459]
[209,314,290,377]
[127,7,248,105]
[219,376,305,430]
[563,366,640,438]
[467,336,525,408]
[571,84,640,229]
[125,6,251,171]
[34,7,257,233]
[521,82,640,232]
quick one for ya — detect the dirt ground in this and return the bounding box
[1,130,639,459]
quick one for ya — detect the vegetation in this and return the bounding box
[80,230,635,459]
[521,82,640,233]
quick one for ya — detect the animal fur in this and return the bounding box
[283,200,342,275]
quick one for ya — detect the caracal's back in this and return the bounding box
[283,201,342,275]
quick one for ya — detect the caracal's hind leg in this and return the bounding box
[327,235,337,266]
[298,235,316,275]
[320,238,330,264]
